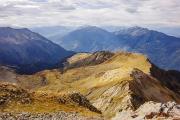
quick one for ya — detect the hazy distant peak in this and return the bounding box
[0,27,51,44]
[0,27,30,32]
[114,26,150,36]
[128,27,149,36]
[0,27,33,36]
[128,26,149,32]
[77,26,107,32]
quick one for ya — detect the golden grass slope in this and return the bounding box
[14,51,180,119]
[66,52,92,65]
[0,83,102,119]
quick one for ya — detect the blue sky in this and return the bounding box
[0,0,180,28]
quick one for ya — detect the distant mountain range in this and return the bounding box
[59,26,126,52]
[43,26,180,71]
[0,27,73,74]
[31,26,180,39]
[31,26,77,44]
[1,26,180,71]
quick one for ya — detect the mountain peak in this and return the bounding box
[0,27,30,32]
[60,25,122,52]
[77,26,107,32]
[0,27,50,44]
[128,26,149,32]
[0,27,32,36]
[114,26,150,36]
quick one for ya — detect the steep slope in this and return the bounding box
[59,26,125,52]
[0,27,73,74]
[115,26,180,70]
[150,63,180,95]
[14,51,180,119]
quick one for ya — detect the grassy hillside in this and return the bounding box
[12,51,180,119]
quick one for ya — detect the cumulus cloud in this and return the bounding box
[0,0,179,27]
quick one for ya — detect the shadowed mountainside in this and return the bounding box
[0,27,74,74]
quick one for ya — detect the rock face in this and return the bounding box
[112,101,180,120]
[0,27,73,74]
[69,93,101,114]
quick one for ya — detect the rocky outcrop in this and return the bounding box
[0,83,32,106]
[112,101,180,120]
[55,93,102,114]
[69,93,102,114]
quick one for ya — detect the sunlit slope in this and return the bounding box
[18,51,180,118]
[33,52,150,91]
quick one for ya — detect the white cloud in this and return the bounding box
[0,0,179,27]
